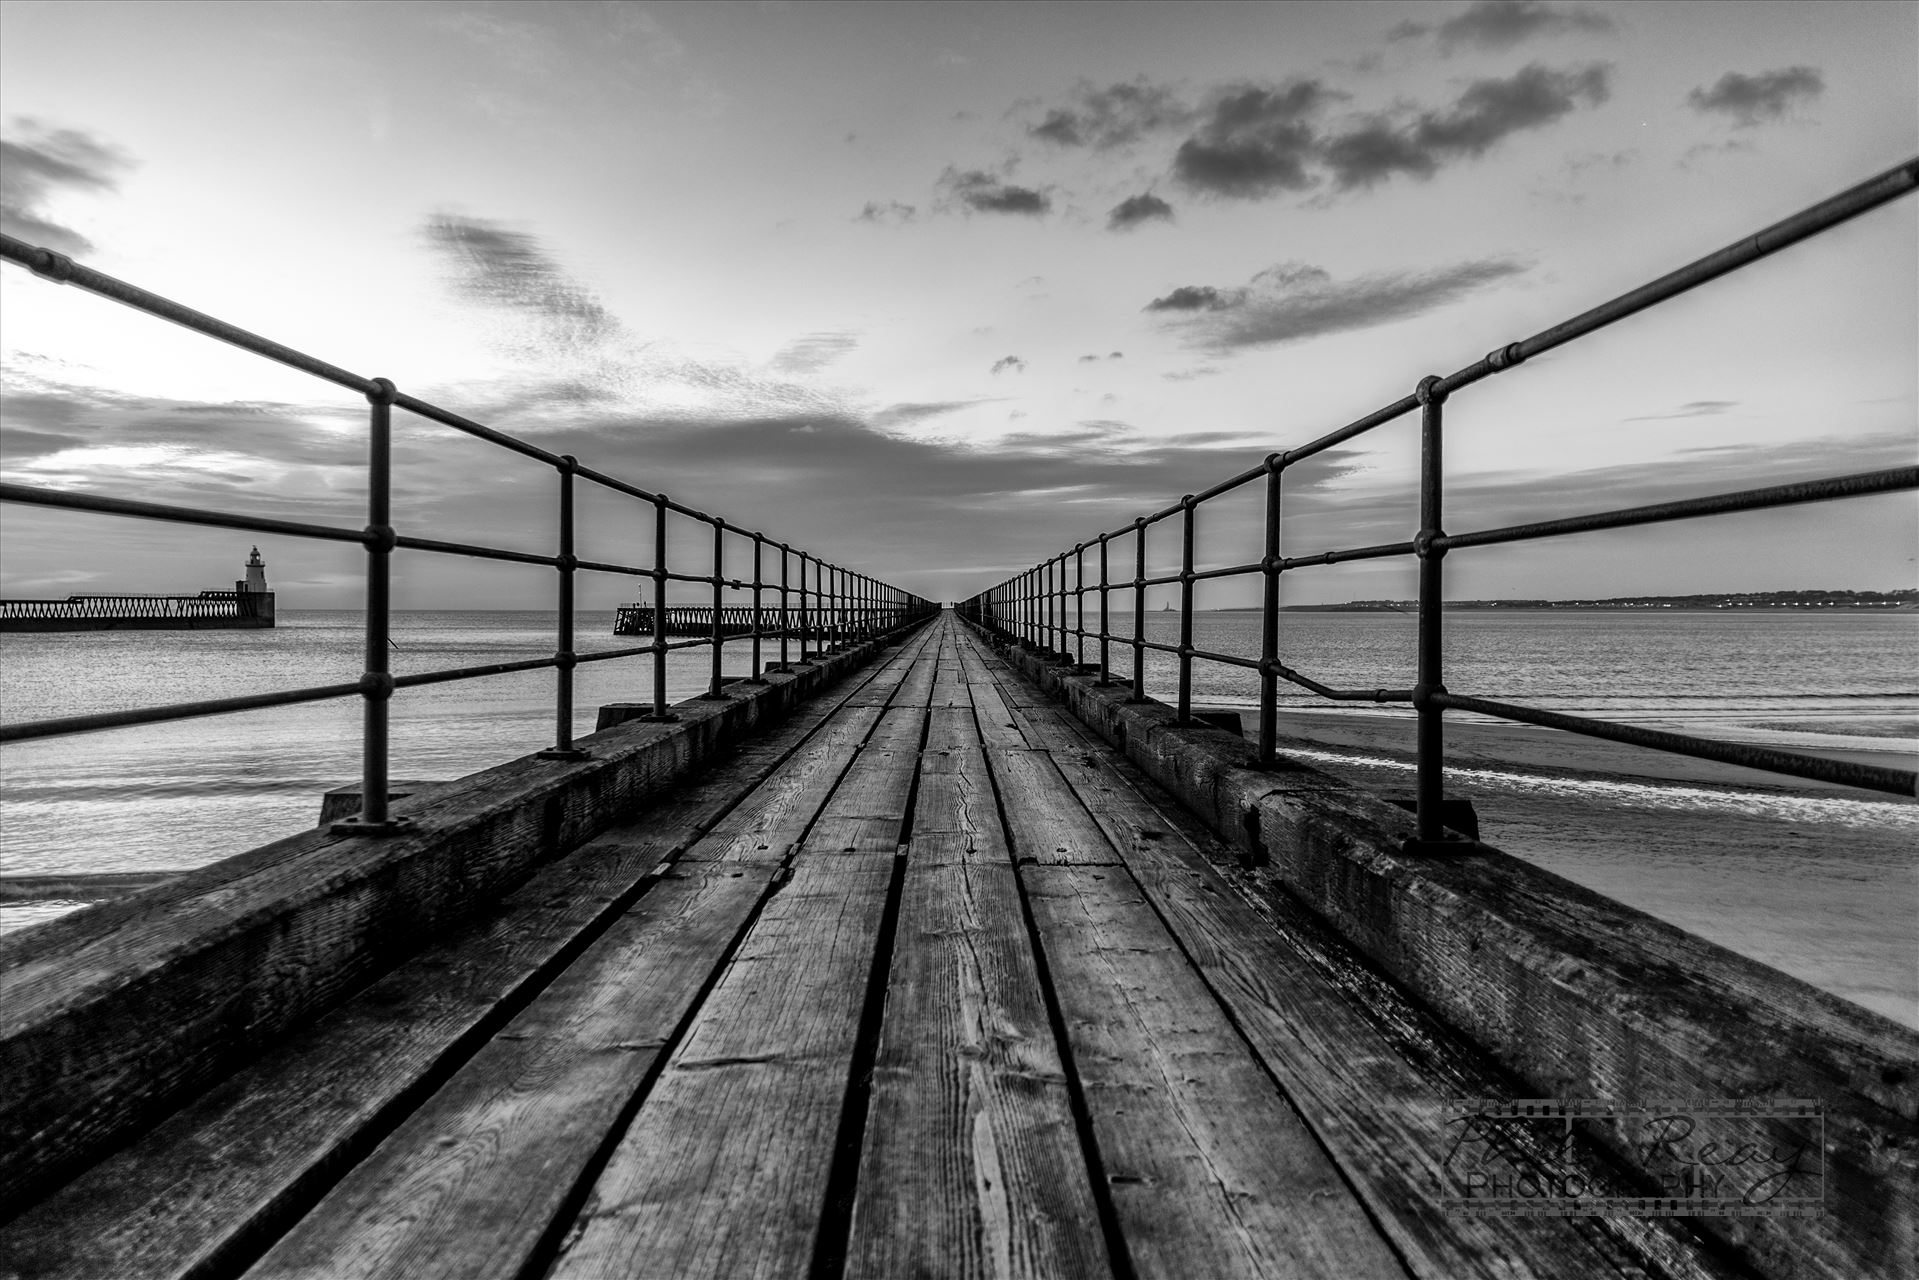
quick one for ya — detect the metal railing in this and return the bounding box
[0,234,934,833]
[961,157,1919,843]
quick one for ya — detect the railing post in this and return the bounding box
[1074,543,1086,667]
[1413,375,1451,846]
[706,519,726,698]
[1097,533,1110,685]
[336,375,407,834]
[745,532,767,683]
[775,543,791,670]
[1259,454,1284,768]
[646,496,674,721]
[1178,495,1196,722]
[539,456,588,758]
[1130,518,1147,702]
[801,553,815,661]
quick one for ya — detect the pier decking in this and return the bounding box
[2,612,1745,1280]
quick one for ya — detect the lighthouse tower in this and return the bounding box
[242,547,268,594]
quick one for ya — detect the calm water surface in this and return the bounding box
[3,609,1915,1026]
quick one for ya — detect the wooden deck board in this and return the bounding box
[1022,865,1411,1280]
[243,867,774,1280]
[546,863,897,1280]
[848,858,1110,1280]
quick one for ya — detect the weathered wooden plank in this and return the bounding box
[680,706,883,862]
[1022,866,1410,1280]
[969,683,1031,750]
[244,866,775,1280]
[847,860,1108,1280]
[913,713,1007,864]
[547,862,897,1280]
[0,844,677,1280]
[802,706,926,862]
[986,747,1120,867]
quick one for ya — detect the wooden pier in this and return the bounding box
[1,611,1796,1280]
[612,602,803,637]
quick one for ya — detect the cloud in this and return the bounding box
[1029,78,1192,149]
[1168,64,1606,198]
[1392,1,1615,52]
[422,212,621,358]
[1687,66,1823,128]
[0,120,134,256]
[1077,351,1125,363]
[1145,285,1240,313]
[869,400,980,430]
[767,332,858,375]
[1322,63,1611,189]
[1172,81,1342,197]
[1625,400,1738,421]
[1107,193,1175,230]
[938,168,1051,216]
[990,356,1027,374]
[1147,257,1527,352]
[856,199,916,224]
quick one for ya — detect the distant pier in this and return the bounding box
[613,601,803,637]
[0,548,274,632]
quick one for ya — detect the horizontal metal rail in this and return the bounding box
[962,157,1919,834]
[0,232,935,827]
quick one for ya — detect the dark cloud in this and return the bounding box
[1172,81,1341,197]
[1625,400,1738,421]
[1147,257,1527,352]
[1687,67,1823,128]
[1029,78,1192,149]
[422,213,621,355]
[938,168,1051,216]
[1145,285,1239,313]
[856,199,916,224]
[0,120,133,256]
[1323,63,1610,188]
[767,332,858,375]
[1075,351,1125,363]
[1107,193,1175,230]
[1393,1,1615,52]
[990,356,1027,374]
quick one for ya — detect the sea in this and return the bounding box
[3,608,1915,1027]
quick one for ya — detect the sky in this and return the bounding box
[0,0,1914,609]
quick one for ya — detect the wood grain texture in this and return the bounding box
[243,867,774,1280]
[913,711,1008,865]
[969,684,1031,750]
[985,747,1121,867]
[0,835,684,1280]
[800,705,927,861]
[1023,865,1410,1280]
[847,861,1109,1280]
[678,707,882,862]
[547,863,897,1280]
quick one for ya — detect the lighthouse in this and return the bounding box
[241,547,268,594]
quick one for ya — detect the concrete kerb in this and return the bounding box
[969,620,1919,1280]
[0,619,931,1203]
